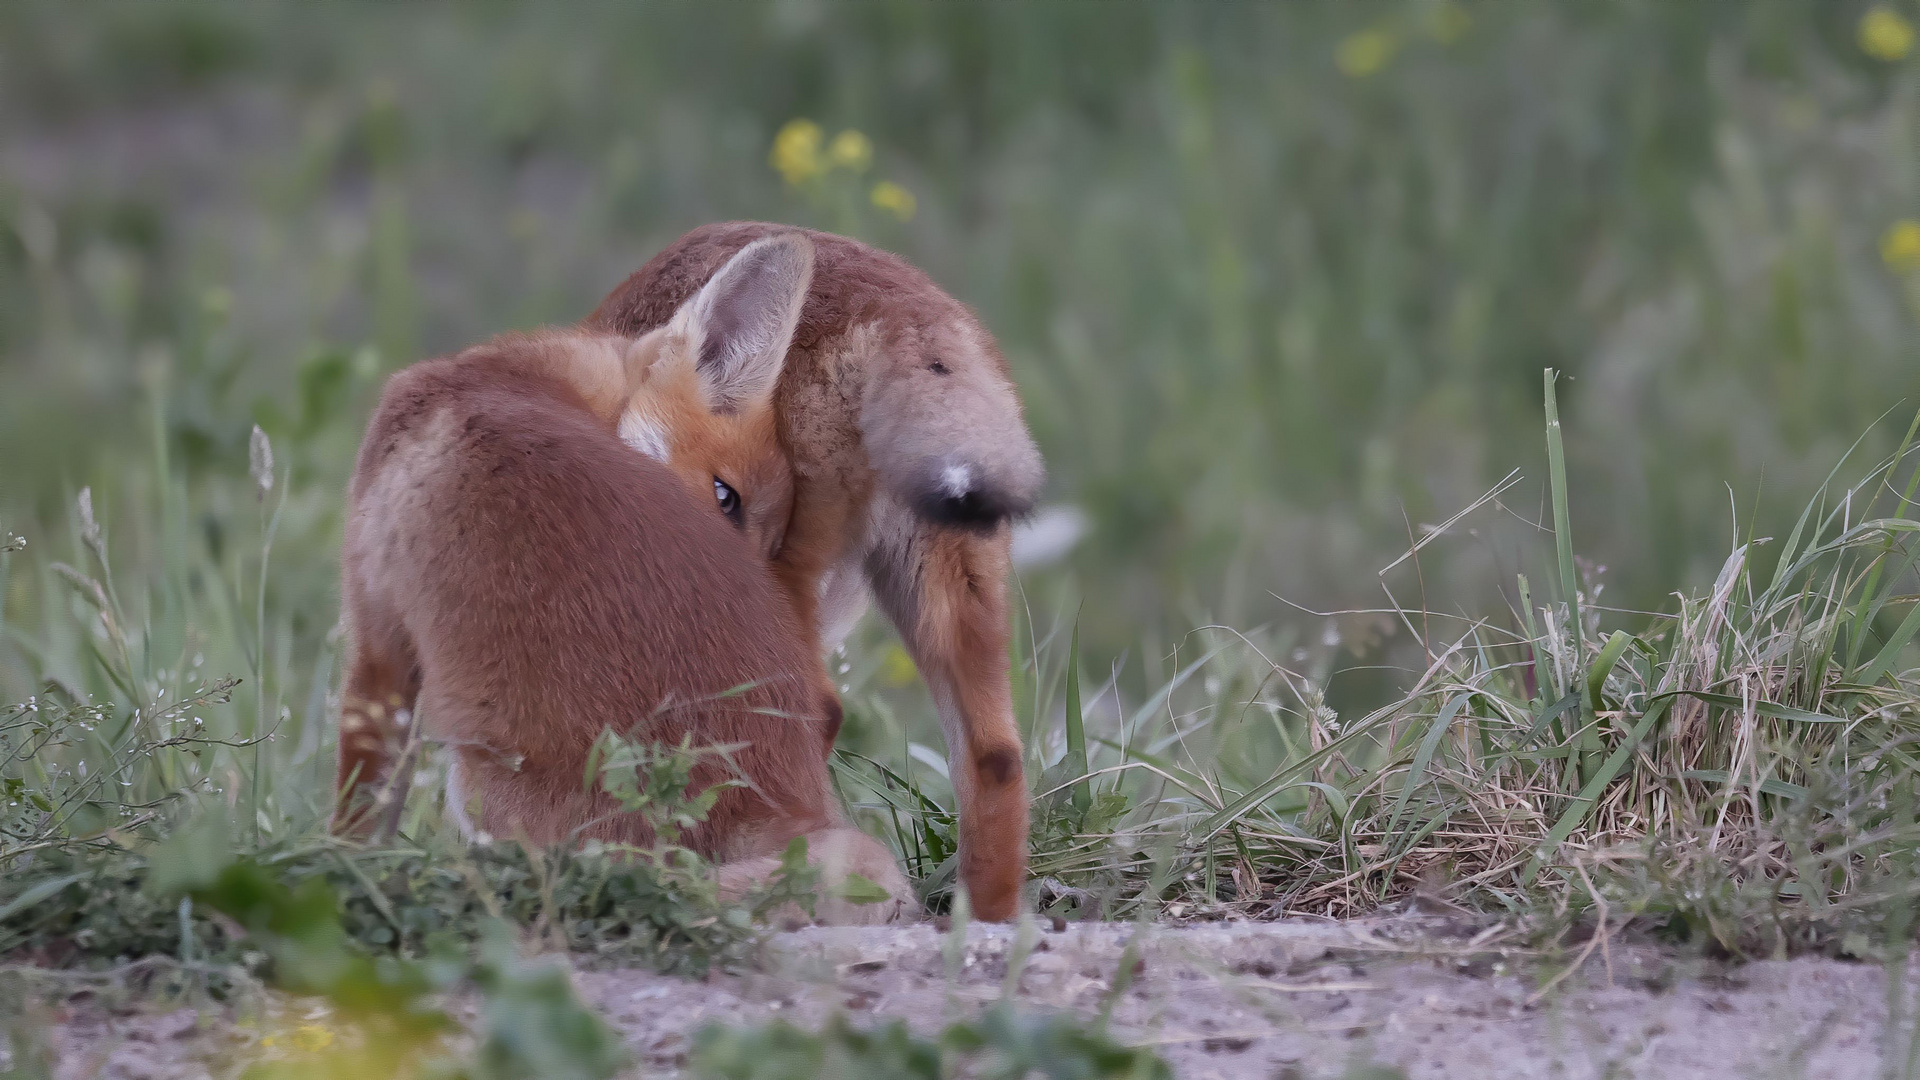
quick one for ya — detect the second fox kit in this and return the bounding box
[589,223,1045,921]
[335,235,910,922]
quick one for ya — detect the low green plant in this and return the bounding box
[688,1006,1173,1080]
[150,816,627,1080]
[588,730,746,847]
[2,722,813,979]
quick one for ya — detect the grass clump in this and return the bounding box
[1,695,817,980]
[841,380,1920,960]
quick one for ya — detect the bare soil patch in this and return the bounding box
[18,916,1895,1079]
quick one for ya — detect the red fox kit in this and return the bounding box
[334,235,909,923]
[589,223,1046,921]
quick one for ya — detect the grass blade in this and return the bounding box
[0,873,85,923]
[1843,410,1920,667]
[1522,689,1582,744]
[1679,770,1809,801]
[1385,693,1467,836]
[1064,620,1090,816]
[1522,697,1672,886]
[1856,598,1920,691]
[1543,369,1584,690]
[1586,631,1634,713]
[1654,689,1845,725]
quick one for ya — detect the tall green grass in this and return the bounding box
[830,382,1920,955]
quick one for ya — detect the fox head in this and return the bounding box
[614,233,814,558]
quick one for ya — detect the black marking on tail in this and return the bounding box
[909,478,1034,532]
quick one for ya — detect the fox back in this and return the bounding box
[340,340,834,854]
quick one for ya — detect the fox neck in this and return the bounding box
[512,329,664,428]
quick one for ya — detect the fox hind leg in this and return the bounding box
[332,604,423,841]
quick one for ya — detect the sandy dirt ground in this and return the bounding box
[15,915,1903,1079]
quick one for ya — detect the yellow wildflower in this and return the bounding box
[1882,219,1920,271]
[291,1025,335,1053]
[1336,28,1396,78]
[1429,1,1471,44]
[871,180,916,222]
[828,129,873,172]
[881,644,918,688]
[1861,6,1914,61]
[770,119,823,185]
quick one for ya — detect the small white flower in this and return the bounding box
[249,425,275,499]
[77,487,100,548]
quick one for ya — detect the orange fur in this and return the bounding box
[589,224,1044,921]
[333,236,909,924]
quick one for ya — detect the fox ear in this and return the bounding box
[669,232,814,414]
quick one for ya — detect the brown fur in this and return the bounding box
[588,223,1042,920]
[334,239,910,924]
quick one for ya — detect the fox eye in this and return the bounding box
[713,477,742,527]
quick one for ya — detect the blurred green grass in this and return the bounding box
[2,0,1919,780]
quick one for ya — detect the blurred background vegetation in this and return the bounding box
[3,0,1919,735]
